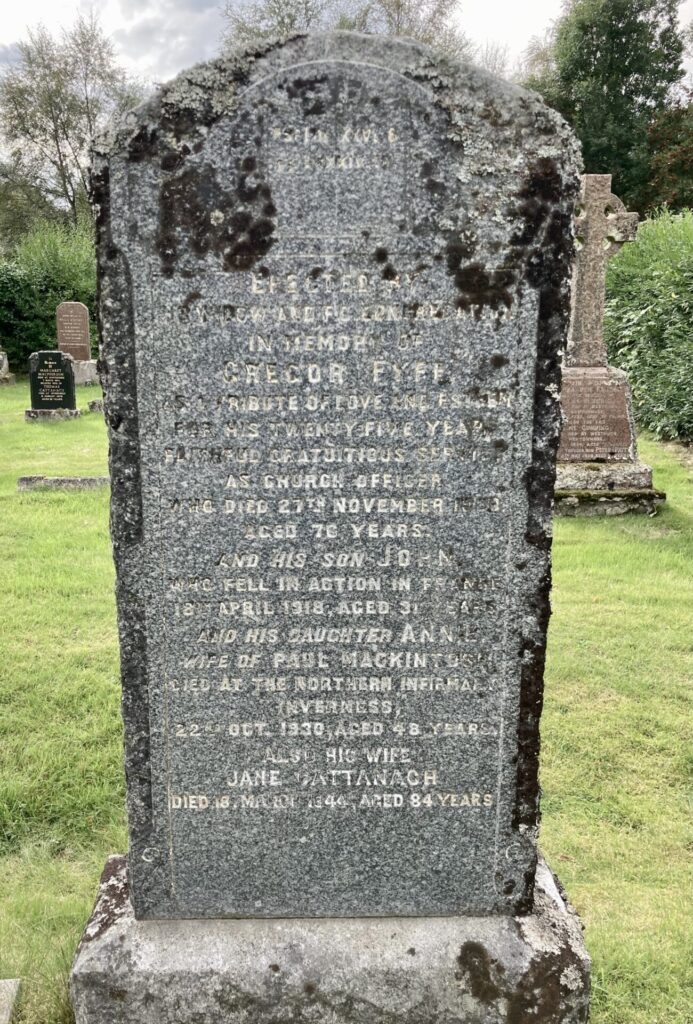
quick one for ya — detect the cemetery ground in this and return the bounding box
[0,378,690,1024]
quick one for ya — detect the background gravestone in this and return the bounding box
[56,301,99,386]
[71,32,590,1024]
[556,175,665,515]
[25,351,81,421]
[56,302,91,361]
[0,350,15,386]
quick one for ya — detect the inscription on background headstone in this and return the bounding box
[57,302,91,362]
[95,34,580,920]
[559,367,636,462]
[29,351,76,410]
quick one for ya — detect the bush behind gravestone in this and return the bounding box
[605,209,693,442]
[0,218,96,370]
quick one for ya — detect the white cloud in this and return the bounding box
[0,0,690,81]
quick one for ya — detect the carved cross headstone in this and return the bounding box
[567,175,638,367]
[557,174,663,513]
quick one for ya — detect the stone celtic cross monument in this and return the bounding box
[556,175,664,514]
[71,33,590,1023]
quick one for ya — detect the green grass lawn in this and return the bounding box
[0,378,690,1024]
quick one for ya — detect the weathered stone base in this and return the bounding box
[88,399,104,414]
[73,360,99,386]
[0,374,16,386]
[555,461,665,516]
[555,488,666,517]
[70,856,590,1024]
[0,980,20,1024]
[556,460,653,491]
[24,408,82,422]
[18,476,109,492]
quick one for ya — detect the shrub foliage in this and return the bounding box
[0,218,96,369]
[605,209,693,441]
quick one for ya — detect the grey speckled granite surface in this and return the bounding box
[92,32,580,920]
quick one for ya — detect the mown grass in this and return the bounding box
[0,378,690,1024]
[0,381,125,1024]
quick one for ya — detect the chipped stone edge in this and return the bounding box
[554,488,666,517]
[24,409,83,422]
[17,476,110,492]
[0,980,20,1024]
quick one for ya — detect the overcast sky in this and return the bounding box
[0,0,692,83]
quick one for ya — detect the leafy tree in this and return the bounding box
[646,93,693,210]
[224,0,337,46]
[0,13,143,225]
[0,215,96,368]
[0,161,60,255]
[223,0,474,61]
[605,209,693,440]
[523,0,687,212]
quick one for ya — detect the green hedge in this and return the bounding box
[0,219,96,370]
[605,209,693,442]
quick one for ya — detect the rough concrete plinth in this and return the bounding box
[0,375,16,386]
[70,856,590,1024]
[555,488,665,517]
[554,461,665,516]
[556,461,653,491]
[24,408,82,422]
[0,980,20,1024]
[555,461,666,515]
[18,476,109,492]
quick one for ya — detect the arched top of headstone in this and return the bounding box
[100,33,573,153]
[94,33,579,312]
[56,301,91,362]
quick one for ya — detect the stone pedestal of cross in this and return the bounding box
[556,175,665,516]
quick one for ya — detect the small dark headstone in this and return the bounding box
[28,351,76,410]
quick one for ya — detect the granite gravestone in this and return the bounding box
[71,33,590,1024]
[0,350,15,385]
[25,351,80,421]
[56,302,91,361]
[56,301,99,385]
[556,175,664,514]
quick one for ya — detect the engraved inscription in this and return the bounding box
[56,302,91,362]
